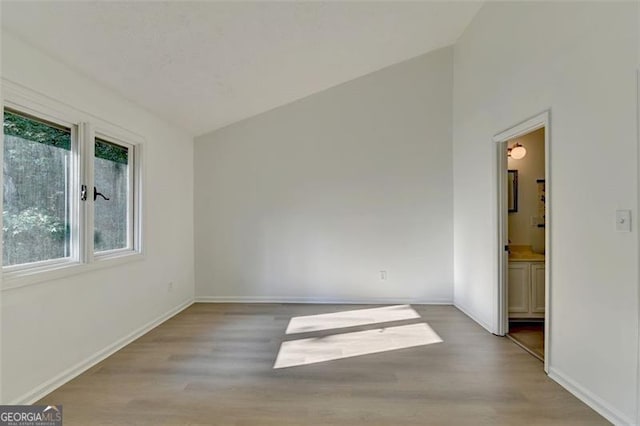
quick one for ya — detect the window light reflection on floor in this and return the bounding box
[273,322,443,369]
[285,304,421,334]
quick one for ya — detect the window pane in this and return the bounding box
[3,110,72,266]
[94,138,129,252]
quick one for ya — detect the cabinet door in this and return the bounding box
[530,263,545,313]
[508,263,529,314]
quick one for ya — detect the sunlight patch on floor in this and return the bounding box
[285,304,420,334]
[273,322,442,369]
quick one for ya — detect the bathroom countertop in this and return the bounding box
[508,245,545,262]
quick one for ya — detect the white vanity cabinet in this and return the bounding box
[508,261,545,318]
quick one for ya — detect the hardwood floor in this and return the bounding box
[38,304,607,425]
[508,321,544,361]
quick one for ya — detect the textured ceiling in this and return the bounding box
[2,1,482,136]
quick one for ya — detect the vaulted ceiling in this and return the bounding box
[2,1,482,136]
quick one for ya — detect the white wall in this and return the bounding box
[195,48,453,304]
[1,33,195,403]
[453,2,638,424]
[507,128,545,251]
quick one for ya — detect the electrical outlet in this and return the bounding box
[380,271,387,280]
[168,282,174,292]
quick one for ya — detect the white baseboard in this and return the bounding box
[9,298,194,405]
[452,303,634,425]
[548,367,635,426]
[194,295,453,305]
[453,302,496,334]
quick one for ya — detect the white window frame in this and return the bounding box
[1,80,145,290]
[2,108,81,275]
[90,129,141,262]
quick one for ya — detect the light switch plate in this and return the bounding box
[615,210,631,232]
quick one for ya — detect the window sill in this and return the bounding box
[2,252,144,291]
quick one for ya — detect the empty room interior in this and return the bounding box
[0,1,639,425]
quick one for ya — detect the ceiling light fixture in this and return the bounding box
[508,143,527,160]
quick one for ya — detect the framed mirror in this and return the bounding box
[508,170,518,213]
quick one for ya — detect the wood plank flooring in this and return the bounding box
[37,304,608,425]
[508,321,544,361]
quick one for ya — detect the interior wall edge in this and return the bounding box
[453,302,495,334]
[549,367,636,426]
[7,299,194,406]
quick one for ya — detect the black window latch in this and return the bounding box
[81,185,110,201]
[94,187,110,201]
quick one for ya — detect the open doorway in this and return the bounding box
[494,111,550,372]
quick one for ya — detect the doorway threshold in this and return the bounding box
[507,323,544,362]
